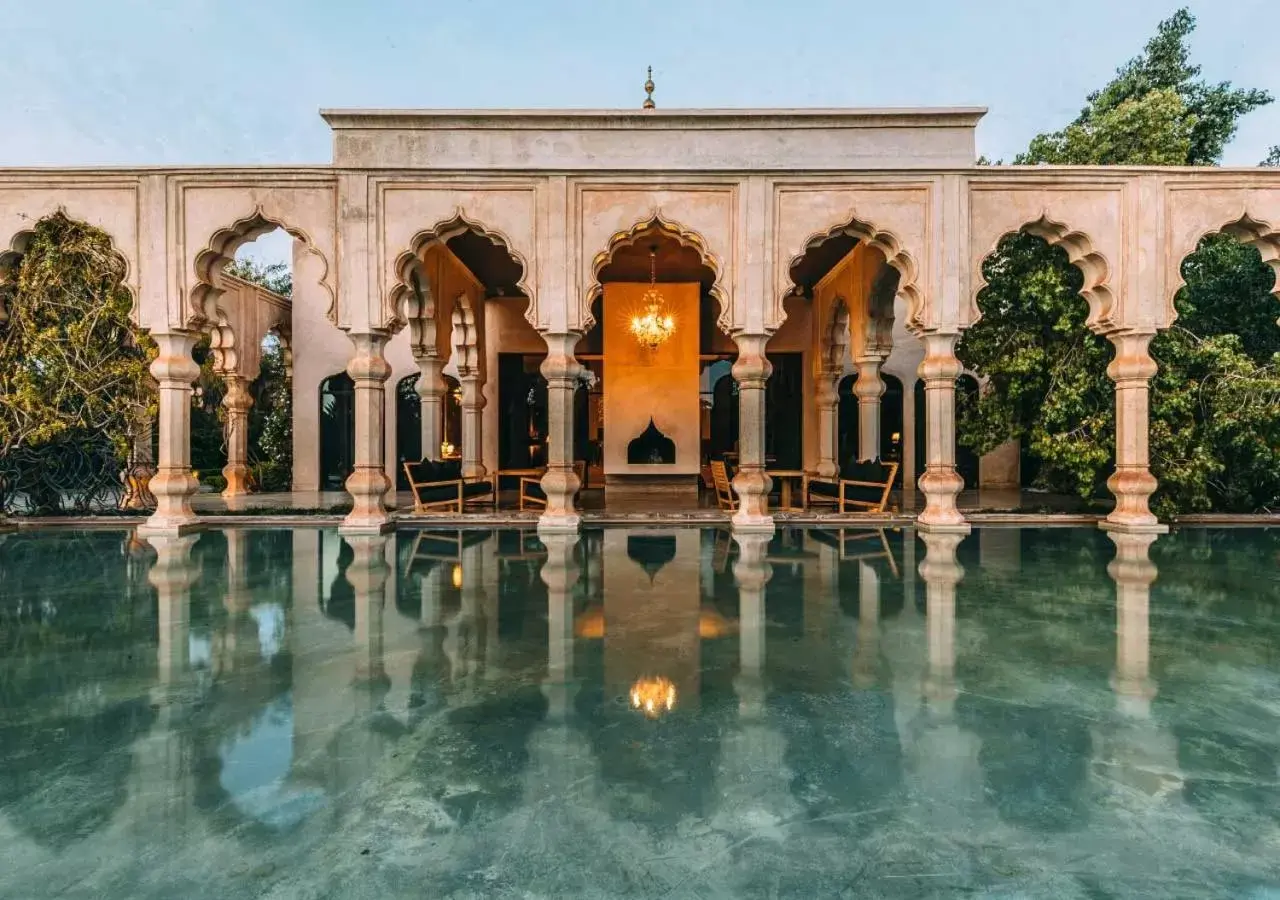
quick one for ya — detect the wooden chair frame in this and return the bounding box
[518,462,586,511]
[710,460,738,512]
[803,461,899,514]
[403,462,497,513]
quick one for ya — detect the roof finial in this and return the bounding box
[642,66,656,110]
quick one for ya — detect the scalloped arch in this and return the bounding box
[191,205,333,332]
[586,212,730,335]
[1167,212,1280,328]
[1,210,138,323]
[972,213,1115,334]
[821,295,851,371]
[786,213,920,333]
[388,208,534,334]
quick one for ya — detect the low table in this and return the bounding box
[766,469,806,511]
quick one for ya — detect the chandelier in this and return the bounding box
[630,675,677,718]
[629,246,676,351]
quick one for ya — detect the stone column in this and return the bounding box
[220,375,253,499]
[459,374,486,479]
[541,533,581,721]
[414,354,446,461]
[731,333,774,533]
[732,533,772,719]
[341,332,392,535]
[901,381,917,496]
[120,410,156,511]
[919,530,964,717]
[346,534,390,687]
[139,332,202,537]
[916,332,969,533]
[1107,531,1159,716]
[854,353,886,461]
[539,332,583,534]
[813,367,841,478]
[1104,332,1166,534]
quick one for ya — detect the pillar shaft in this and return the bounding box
[813,368,841,478]
[539,332,583,533]
[220,375,253,498]
[854,354,886,461]
[916,332,969,533]
[139,332,202,537]
[414,355,446,460]
[1105,332,1166,533]
[730,333,774,533]
[459,374,486,479]
[341,332,393,534]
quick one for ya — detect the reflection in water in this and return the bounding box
[2,525,1280,895]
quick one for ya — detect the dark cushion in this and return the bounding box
[462,481,493,500]
[809,480,840,499]
[840,458,891,484]
[415,484,461,504]
[407,458,463,485]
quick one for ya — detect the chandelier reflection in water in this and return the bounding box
[630,675,677,718]
[629,246,676,351]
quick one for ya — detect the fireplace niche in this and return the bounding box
[627,418,676,465]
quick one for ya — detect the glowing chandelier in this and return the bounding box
[629,246,676,351]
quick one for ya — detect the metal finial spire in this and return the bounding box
[643,66,655,110]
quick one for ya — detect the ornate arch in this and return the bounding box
[586,212,730,335]
[191,205,331,332]
[821,296,851,372]
[388,209,533,334]
[786,214,920,333]
[1167,212,1280,327]
[0,211,137,324]
[444,293,479,379]
[972,212,1115,334]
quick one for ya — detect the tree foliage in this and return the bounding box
[0,214,155,513]
[959,8,1279,515]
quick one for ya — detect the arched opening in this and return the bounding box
[958,230,1114,508]
[394,217,533,496]
[0,213,152,514]
[579,220,729,507]
[1149,230,1280,516]
[787,218,916,504]
[318,371,355,491]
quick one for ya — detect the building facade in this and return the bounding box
[2,106,1278,536]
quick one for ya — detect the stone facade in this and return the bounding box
[2,106,1278,536]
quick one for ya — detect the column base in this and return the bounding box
[538,512,581,536]
[136,516,204,538]
[338,516,395,536]
[1100,518,1169,536]
[731,511,776,535]
[915,519,972,536]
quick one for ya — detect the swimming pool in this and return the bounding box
[2,525,1279,898]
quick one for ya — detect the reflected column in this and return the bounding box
[713,532,800,832]
[346,534,390,691]
[919,531,964,717]
[1098,531,1181,801]
[852,559,881,688]
[149,534,200,696]
[541,533,581,721]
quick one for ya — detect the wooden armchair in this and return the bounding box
[403,459,496,513]
[803,459,899,513]
[710,459,738,512]
[518,462,587,511]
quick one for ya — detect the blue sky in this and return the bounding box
[2,0,1276,266]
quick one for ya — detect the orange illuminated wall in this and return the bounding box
[601,282,701,476]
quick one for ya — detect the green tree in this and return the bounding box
[959,8,1278,515]
[0,214,155,513]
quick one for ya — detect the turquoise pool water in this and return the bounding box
[2,525,1280,898]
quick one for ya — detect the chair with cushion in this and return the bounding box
[710,459,738,512]
[518,461,587,511]
[804,458,899,513]
[403,458,496,513]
